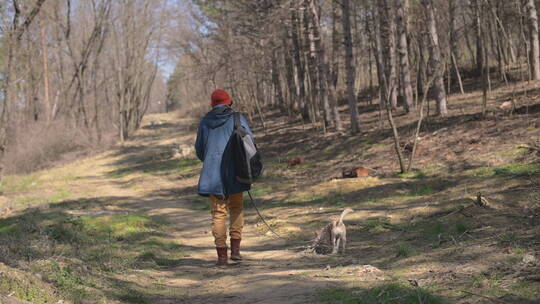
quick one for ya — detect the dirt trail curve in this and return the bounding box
[84,114,346,304]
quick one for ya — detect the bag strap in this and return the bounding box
[233,112,241,130]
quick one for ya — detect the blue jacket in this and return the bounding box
[195,105,252,198]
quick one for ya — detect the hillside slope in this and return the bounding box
[0,80,539,303]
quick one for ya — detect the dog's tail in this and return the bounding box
[338,208,354,225]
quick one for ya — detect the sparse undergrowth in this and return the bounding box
[0,209,183,303]
[319,282,448,304]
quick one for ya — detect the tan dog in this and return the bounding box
[311,208,354,254]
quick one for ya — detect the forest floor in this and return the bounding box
[0,79,539,304]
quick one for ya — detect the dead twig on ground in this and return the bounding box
[459,290,506,304]
[518,144,540,152]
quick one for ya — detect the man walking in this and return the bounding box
[195,89,253,266]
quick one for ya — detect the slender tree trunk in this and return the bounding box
[40,20,52,123]
[331,0,340,89]
[449,0,465,94]
[471,0,484,75]
[282,34,297,116]
[423,0,448,116]
[303,0,319,125]
[395,0,414,113]
[379,0,398,109]
[271,49,286,113]
[342,0,360,134]
[526,0,540,79]
[308,0,332,129]
[417,32,427,99]
[330,0,343,131]
[290,0,308,119]
[372,1,386,126]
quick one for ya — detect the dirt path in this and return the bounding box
[145,199,332,304]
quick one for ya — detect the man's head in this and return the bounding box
[211,89,233,107]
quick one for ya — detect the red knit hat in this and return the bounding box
[211,89,233,107]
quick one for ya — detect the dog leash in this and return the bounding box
[247,190,286,239]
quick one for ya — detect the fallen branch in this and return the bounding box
[434,205,467,219]
[518,144,540,152]
[459,290,506,304]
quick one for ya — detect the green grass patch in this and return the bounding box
[0,210,183,302]
[496,147,530,158]
[464,163,540,178]
[319,282,448,304]
[363,218,392,233]
[14,196,43,205]
[471,274,503,296]
[80,213,160,240]
[463,167,495,177]
[14,190,71,206]
[396,220,474,247]
[406,185,435,197]
[49,189,71,203]
[493,163,540,176]
[454,222,471,235]
[0,220,15,234]
[251,185,273,197]
[0,173,41,194]
[47,262,90,300]
[395,244,415,257]
[0,269,60,304]
[398,169,427,179]
[509,281,540,300]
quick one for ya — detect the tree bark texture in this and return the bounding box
[422,0,448,116]
[342,0,360,134]
[395,0,414,112]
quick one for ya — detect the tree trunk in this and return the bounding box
[282,34,297,116]
[449,0,465,94]
[331,0,340,89]
[290,0,308,119]
[526,0,540,80]
[271,47,286,113]
[40,21,52,123]
[379,0,398,109]
[303,0,320,125]
[342,0,360,134]
[330,0,343,131]
[395,0,414,113]
[422,0,448,116]
[471,0,484,75]
[308,0,332,129]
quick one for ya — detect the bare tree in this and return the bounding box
[379,0,398,109]
[395,0,414,112]
[422,0,448,116]
[0,0,47,173]
[342,0,360,134]
[525,0,540,79]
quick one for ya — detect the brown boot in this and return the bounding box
[230,238,243,261]
[216,247,228,266]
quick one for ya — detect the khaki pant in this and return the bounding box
[210,193,244,248]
